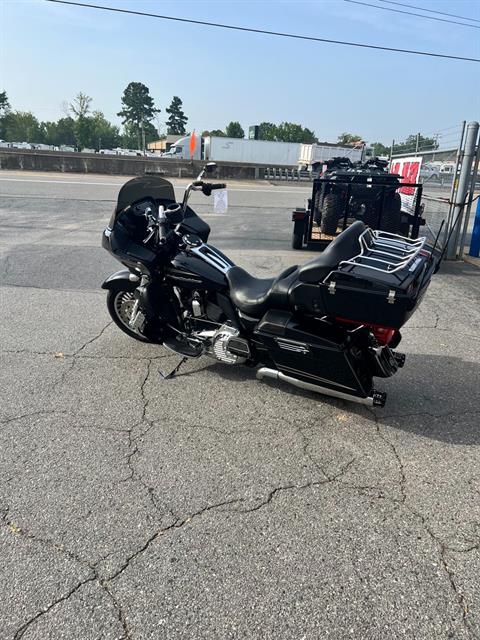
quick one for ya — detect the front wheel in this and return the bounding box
[107,289,153,342]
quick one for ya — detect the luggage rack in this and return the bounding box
[336,229,428,279]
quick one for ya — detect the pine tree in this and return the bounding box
[118,82,160,149]
[165,96,188,135]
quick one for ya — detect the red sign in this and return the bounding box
[390,157,422,195]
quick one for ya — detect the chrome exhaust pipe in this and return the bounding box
[256,367,385,407]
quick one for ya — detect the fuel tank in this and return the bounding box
[166,243,235,291]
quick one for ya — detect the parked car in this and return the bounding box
[419,164,439,182]
[10,141,33,149]
[59,145,76,152]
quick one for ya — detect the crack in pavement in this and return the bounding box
[73,320,114,356]
[105,458,359,589]
[2,503,132,640]
[1,348,171,361]
[363,408,475,636]
[13,576,97,640]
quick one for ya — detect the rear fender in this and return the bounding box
[101,269,139,291]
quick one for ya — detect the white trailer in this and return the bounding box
[298,143,367,168]
[203,137,301,166]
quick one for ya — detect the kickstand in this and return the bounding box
[158,356,188,380]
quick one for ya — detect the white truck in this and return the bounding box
[203,137,301,166]
[161,136,201,160]
[298,143,369,170]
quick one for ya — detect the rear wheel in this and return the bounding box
[320,193,342,235]
[380,193,402,234]
[292,230,303,250]
[364,193,402,234]
[107,289,152,342]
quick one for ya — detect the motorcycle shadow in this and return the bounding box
[204,352,480,446]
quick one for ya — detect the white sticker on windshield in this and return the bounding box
[213,188,228,214]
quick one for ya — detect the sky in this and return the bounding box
[1,0,479,146]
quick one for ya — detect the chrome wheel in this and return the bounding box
[112,291,146,337]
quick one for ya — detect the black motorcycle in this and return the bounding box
[102,163,437,407]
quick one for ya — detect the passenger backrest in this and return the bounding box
[298,221,366,283]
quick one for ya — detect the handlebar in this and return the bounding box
[182,177,227,213]
[201,182,227,196]
[157,206,168,245]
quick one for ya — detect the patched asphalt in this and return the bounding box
[0,171,479,639]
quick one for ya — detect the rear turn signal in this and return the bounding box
[335,317,396,346]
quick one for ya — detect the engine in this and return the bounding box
[198,324,250,365]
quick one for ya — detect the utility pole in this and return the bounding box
[415,132,420,155]
[389,139,395,162]
[447,121,479,259]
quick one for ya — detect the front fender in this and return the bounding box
[101,269,139,290]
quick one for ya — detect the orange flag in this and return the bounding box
[189,131,197,158]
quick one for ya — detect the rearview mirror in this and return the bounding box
[205,162,217,174]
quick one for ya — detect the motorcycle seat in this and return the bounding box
[226,265,299,318]
[298,220,366,283]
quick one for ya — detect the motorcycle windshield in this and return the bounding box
[115,175,175,213]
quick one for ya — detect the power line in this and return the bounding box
[44,0,480,63]
[344,0,480,29]
[377,0,480,24]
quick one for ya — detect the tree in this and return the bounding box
[1,111,42,142]
[393,133,438,155]
[118,82,159,149]
[68,93,93,149]
[69,92,91,118]
[89,111,120,150]
[337,132,364,145]
[0,90,10,116]
[121,121,158,149]
[370,141,390,157]
[257,121,316,143]
[225,121,244,138]
[275,122,316,143]
[202,129,225,137]
[0,90,11,138]
[258,122,278,141]
[42,117,76,147]
[165,96,188,135]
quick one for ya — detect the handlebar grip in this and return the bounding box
[157,220,168,245]
[202,182,226,196]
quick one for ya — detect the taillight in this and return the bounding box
[292,209,306,221]
[371,326,396,346]
[335,317,396,345]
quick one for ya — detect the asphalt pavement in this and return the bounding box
[1,170,479,640]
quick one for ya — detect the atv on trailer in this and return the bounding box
[292,157,424,250]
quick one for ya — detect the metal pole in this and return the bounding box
[446,121,479,259]
[415,133,419,155]
[444,121,466,247]
[459,138,480,258]
[389,139,394,163]
[469,197,480,258]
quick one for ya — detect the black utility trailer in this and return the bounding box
[292,157,424,251]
